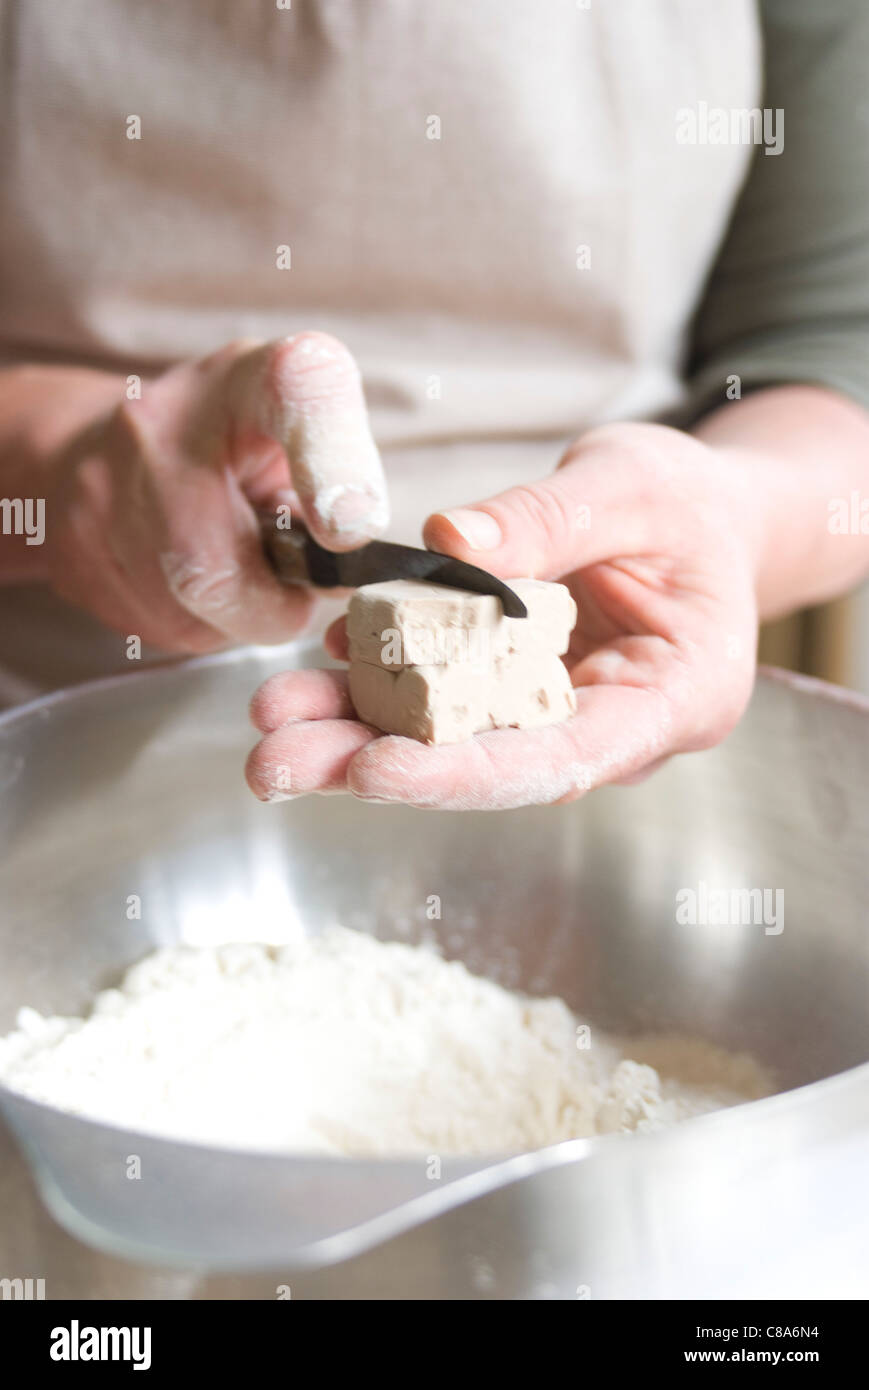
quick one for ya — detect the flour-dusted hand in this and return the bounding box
[246,421,761,809]
[37,332,388,651]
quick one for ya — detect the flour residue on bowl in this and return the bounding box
[0,926,770,1155]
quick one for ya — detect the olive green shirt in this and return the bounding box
[686,0,869,420]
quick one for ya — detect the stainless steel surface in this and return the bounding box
[1,650,868,1299]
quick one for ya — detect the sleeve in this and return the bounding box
[681,0,869,423]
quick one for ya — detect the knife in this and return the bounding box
[261,517,528,618]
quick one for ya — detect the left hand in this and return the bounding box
[245,422,760,810]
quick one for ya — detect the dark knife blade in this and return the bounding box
[262,520,528,618]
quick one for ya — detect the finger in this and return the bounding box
[347,683,674,811]
[157,468,315,644]
[63,539,227,654]
[249,669,354,732]
[422,423,688,580]
[53,468,228,654]
[323,614,349,661]
[229,332,389,550]
[245,719,378,800]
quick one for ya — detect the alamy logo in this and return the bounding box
[828,491,869,535]
[0,497,45,545]
[0,1276,45,1299]
[676,103,784,156]
[50,1320,151,1371]
[676,881,784,935]
[379,625,491,670]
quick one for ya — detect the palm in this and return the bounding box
[247,424,760,810]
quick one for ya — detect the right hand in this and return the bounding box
[43,332,388,651]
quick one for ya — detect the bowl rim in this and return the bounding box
[4,650,869,734]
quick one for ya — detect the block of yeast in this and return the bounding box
[346,578,576,666]
[347,578,577,744]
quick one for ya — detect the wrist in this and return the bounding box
[701,442,776,613]
[693,386,869,620]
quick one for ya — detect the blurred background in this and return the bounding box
[761,587,869,692]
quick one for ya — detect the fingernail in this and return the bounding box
[440,508,502,551]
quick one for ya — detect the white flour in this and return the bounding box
[0,927,769,1155]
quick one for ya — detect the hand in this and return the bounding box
[42,333,388,651]
[246,421,760,810]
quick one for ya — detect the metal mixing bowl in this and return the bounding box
[1,647,868,1299]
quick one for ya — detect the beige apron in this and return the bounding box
[0,0,760,702]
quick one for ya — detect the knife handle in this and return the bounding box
[259,514,342,588]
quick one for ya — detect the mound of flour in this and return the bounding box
[0,927,768,1155]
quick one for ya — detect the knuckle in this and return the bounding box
[579,421,670,456]
[502,478,582,549]
[539,475,585,539]
[70,450,112,506]
[159,551,241,618]
[113,396,149,446]
[199,337,263,374]
[112,384,169,452]
[560,421,693,482]
[500,483,552,531]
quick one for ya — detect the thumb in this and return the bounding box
[423,432,659,579]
